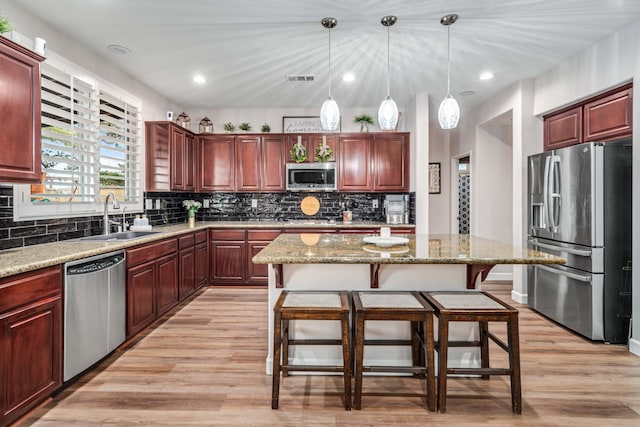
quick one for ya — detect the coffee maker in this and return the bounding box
[384,194,409,224]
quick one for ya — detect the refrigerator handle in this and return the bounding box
[536,264,591,283]
[529,238,592,256]
[543,155,552,230]
[549,155,562,233]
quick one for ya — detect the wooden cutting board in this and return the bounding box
[300,196,320,216]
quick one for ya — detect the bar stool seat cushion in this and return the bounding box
[359,292,424,309]
[282,292,342,308]
[430,293,507,310]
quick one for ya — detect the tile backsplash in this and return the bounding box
[0,186,414,250]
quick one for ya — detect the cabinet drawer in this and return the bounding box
[195,230,208,244]
[127,238,178,266]
[178,233,195,249]
[0,266,62,313]
[247,229,281,241]
[210,229,246,241]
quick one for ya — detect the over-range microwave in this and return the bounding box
[286,163,337,191]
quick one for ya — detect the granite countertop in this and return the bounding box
[251,233,567,265]
[0,221,413,279]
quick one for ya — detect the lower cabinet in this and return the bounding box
[210,229,281,285]
[178,234,196,300]
[126,238,178,338]
[194,230,209,289]
[0,266,62,427]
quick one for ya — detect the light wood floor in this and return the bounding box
[21,284,640,427]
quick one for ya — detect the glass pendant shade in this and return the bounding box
[320,96,340,131]
[438,94,460,129]
[378,95,399,131]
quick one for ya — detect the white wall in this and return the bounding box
[428,122,451,234]
[533,19,640,356]
[404,93,430,234]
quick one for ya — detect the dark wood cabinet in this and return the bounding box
[261,136,287,191]
[543,83,632,151]
[0,36,44,184]
[210,228,280,285]
[194,230,209,289]
[178,234,196,300]
[236,135,286,191]
[288,134,338,163]
[583,85,632,142]
[197,134,236,191]
[145,121,195,192]
[0,266,62,427]
[235,136,262,191]
[374,133,409,191]
[338,135,373,191]
[126,238,178,337]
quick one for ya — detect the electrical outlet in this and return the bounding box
[145,198,153,210]
[372,199,378,208]
[251,199,258,208]
[203,199,210,208]
[155,199,161,210]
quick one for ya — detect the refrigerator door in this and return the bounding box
[527,263,604,340]
[527,151,554,239]
[549,142,602,246]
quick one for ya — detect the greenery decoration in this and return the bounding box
[261,123,271,133]
[315,144,332,162]
[289,143,307,163]
[238,122,252,131]
[223,122,235,132]
[0,16,10,34]
[353,113,374,124]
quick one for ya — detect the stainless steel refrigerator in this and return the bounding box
[527,139,632,343]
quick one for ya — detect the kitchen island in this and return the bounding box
[253,233,565,373]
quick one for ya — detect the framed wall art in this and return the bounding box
[429,162,441,194]
[282,116,341,133]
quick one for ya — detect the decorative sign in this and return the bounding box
[282,116,341,133]
[429,162,441,194]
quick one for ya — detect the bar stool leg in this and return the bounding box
[353,312,365,410]
[480,319,490,380]
[411,321,420,377]
[437,316,450,413]
[508,314,522,414]
[282,319,290,377]
[272,311,282,409]
[340,311,352,410]
[424,314,436,412]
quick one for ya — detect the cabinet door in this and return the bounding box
[198,135,235,191]
[178,247,195,300]
[210,241,246,284]
[246,230,281,284]
[374,133,409,191]
[170,125,186,190]
[235,136,262,191]
[339,135,373,191]
[543,106,582,151]
[0,37,43,183]
[156,253,179,316]
[583,86,632,142]
[184,132,196,191]
[261,136,286,191]
[0,296,61,426]
[308,134,338,162]
[195,242,209,288]
[145,122,170,191]
[126,261,156,337]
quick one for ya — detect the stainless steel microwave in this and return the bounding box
[286,163,337,191]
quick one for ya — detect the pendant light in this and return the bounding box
[378,15,399,131]
[438,14,460,129]
[320,17,340,131]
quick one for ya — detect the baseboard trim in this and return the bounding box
[511,289,527,304]
[486,272,512,282]
[629,337,640,357]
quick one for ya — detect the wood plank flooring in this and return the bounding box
[20,284,640,426]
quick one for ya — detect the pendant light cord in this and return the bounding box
[386,25,391,97]
[446,24,451,96]
[328,28,332,98]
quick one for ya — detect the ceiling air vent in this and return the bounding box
[285,74,314,82]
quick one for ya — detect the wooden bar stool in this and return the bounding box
[423,291,521,414]
[352,291,436,411]
[272,290,352,410]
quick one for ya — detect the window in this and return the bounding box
[14,49,143,220]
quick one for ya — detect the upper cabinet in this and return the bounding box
[543,83,632,151]
[338,135,373,191]
[197,134,236,191]
[145,121,195,192]
[286,134,338,163]
[0,36,44,183]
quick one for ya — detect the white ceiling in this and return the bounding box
[9,0,640,117]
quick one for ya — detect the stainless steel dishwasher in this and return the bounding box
[64,250,126,382]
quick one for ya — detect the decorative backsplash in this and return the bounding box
[0,186,414,250]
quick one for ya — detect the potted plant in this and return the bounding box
[0,16,10,34]
[354,113,374,132]
[223,122,235,133]
[238,122,252,132]
[182,199,201,228]
[261,123,271,133]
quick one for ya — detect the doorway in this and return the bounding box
[457,156,471,234]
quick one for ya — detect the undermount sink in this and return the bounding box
[78,231,160,241]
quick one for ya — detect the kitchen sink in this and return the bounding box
[77,231,160,241]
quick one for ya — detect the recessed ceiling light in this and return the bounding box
[342,73,355,82]
[479,71,494,80]
[107,44,131,55]
[459,90,475,97]
[193,74,206,84]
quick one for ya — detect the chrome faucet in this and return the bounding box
[103,193,120,235]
